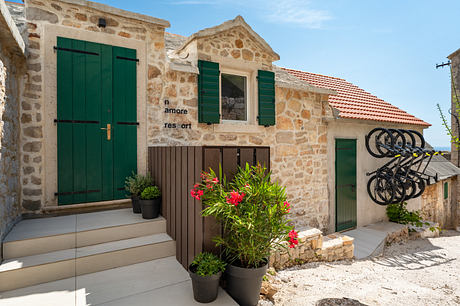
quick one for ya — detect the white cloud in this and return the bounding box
[264,0,331,29]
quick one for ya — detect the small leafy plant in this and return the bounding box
[140,186,161,200]
[125,172,153,197]
[190,252,226,276]
[386,202,440,232]
[190,164,297,269]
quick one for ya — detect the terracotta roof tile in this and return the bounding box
[283,68,430,127]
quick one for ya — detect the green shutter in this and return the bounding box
[198,60,220,124]
[258,70,275,126]
[444,182,448,199]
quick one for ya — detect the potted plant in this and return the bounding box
[139,186,161,219]
[189,252,226,303]
[125,172,153,214]
[190,164,297,306]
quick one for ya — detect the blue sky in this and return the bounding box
[25,0,460,146]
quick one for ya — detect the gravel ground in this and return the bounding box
[270,230,460,306]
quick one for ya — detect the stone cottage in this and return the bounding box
[0,0,458,292]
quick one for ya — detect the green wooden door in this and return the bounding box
[335,139,357,231]
[56,37,137,205]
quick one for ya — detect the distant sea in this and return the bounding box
[434,146,451,151]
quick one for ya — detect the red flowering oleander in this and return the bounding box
[288,229,299,248]
[283,201,291,213]
[226,190,245,206]
[190,165,298,268]
[190,188,204,200]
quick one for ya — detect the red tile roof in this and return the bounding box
[283,68,431,127]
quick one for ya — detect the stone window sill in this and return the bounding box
[213,124,267,134]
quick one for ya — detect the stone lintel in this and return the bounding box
[58,0,170,28]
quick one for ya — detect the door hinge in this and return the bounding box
[53,46,99,56]
[116,56,139,63]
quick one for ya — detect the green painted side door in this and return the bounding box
[335,139,357,231]
[56,37,137,205]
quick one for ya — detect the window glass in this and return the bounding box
[221,73,247,121]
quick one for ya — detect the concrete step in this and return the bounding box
[0,233,175,292]
[344,227,389,259]
[0,257,237,306]
[3,209,166,259]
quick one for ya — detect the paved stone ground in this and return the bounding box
[269,230,460,306]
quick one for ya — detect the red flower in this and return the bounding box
[284,201,291,213]
[212,177,219,184]
[190,188,204,200]
[288,230,299,248]
[226,190,245,206]
[288,230,298,239]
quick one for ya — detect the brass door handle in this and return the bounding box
[100,124,111,140]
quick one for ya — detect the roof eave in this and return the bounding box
[448,47,460,60]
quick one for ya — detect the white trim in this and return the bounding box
[219,67,256,125]
[42,24,148,207]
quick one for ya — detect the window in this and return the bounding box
[444,182,448,199]
[221,73,247,121]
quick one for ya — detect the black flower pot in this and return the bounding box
[140,198,161,219]
[225,262,268,306]
[131,195,141,214]
[189,266,222,303]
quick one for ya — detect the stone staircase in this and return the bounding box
[0,208,175,292]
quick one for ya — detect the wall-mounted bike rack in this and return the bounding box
[365,128,440,206]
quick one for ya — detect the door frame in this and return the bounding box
[43,24,148,207]
[335,138,357,232]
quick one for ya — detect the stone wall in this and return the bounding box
[421,178,455,228]
[269,228,354,270]
[193,26,276,67]
[0,53,21,246]
[20,0,167,211]
[0,1,25,256]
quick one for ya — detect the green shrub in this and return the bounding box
[140,186,161,200]
[386,202,439,232]
[125,172,153,197]
[190,164,297,269]
[190,252,226,276]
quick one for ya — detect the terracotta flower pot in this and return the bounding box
[225,262,268,306]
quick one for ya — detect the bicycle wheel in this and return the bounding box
[391,177,407,203]
[388,129,406,154]
[408,130,425,149]
[365,128,395,158]
[410,173,426,198]
[367,174,395,205]
[399,129,416,149]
